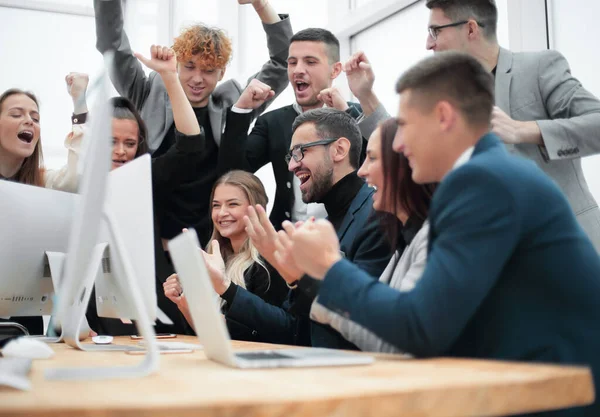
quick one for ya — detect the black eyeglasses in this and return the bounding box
[428,20,485,40]
[285,138,338,164]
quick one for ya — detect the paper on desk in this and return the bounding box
[0,357,32,390]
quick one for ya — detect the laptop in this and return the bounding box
[167,229,374,369]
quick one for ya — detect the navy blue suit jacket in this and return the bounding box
[317,134,600,416]
[222,182,391,347]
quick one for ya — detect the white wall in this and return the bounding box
[0,0,163,169]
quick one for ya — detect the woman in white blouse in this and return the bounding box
[0,72,88,192]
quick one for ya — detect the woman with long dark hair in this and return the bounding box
[310,118,436,353]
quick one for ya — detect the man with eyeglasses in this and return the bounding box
[220,28,389,231]
[425,0,600,252]
[216,108,391,349]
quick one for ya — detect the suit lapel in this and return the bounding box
[495,47,513,116]
[336,184,371,242]
[208,97,224,146]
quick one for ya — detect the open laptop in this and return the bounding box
[167,229,374,369]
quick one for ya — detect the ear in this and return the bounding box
[331,62,343,80]
[467,20,479,39]
[435,101,456,132]
[330,137,351,163]
[218,68,226,82]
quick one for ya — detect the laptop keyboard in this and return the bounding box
[235,350,292,361]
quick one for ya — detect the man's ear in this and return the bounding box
[330,137,351,163]
[435,100,457,133]
[218,67,226,82]
[331,62,343,80]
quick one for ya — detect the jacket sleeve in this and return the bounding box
[310,234,428,354]
[242,15,293,118]
[151,129,205,202]
[223,286,307,345]
[536,50,600,160]
[44,125,84,193]
[316,166,520,357]
[219,109,271,173]
[94,0,153,109]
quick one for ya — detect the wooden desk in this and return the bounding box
[1,336,594,417]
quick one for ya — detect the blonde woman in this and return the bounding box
[164,170,288,341]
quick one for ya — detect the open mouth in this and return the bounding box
[295,81,310,92]
[296,171,311,189]
[218,220,235,227]
[189,85,204,95]
[112,160,126,167]
[17,130,34,144]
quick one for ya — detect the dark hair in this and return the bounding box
[426,0,498,40]
[292,108,362,169]
[290,28,340,64]
[377,118,436,250]
[110,97,149,157]
[0,89,44,186]
[395,51,494,128]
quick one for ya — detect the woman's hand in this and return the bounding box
[202,240,230,295]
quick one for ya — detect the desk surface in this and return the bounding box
[1,336,594,417]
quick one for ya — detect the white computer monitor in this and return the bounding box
[0,182,77,320]
[46,64,160,381]
[95,154,156,321]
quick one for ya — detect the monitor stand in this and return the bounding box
[45,208,159,380]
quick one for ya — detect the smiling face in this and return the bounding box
[288,41,339,110]
[111,118,139,171]
[178,57,225,107]
[211,184,251,242]
[357,128,386,212]
[288,122,334,203]
[0,93,40,160]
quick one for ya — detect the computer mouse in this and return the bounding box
[92,335,113,345]
[1,337,55,360]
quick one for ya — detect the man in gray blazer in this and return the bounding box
[425,0,600,251]
[94,0,293,245]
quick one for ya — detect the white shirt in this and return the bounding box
[450,146,475,173]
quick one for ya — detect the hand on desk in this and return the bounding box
[275,219,342,280]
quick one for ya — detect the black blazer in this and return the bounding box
[220,104,365,229]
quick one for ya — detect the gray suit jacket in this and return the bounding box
[496,47,600,251]
[94,0,293,152]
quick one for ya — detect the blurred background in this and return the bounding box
[1,0,597,210]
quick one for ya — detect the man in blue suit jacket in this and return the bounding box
[218,108,391,348]
[285,53,600,416]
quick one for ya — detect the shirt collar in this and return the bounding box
[292,102,326,115]
[451,146,475,171]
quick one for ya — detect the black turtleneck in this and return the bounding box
[293,171,365,316]
[320,171,364,231]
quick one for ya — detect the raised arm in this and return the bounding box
[93,0,153,108]
[135,46,204,197]
[44,73,90,192]
[135,46,199,136]
[344,51,390,138]
[237,0,293,117]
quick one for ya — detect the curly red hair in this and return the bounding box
[172,24,232,69]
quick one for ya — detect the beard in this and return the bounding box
[301,163,334,203]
